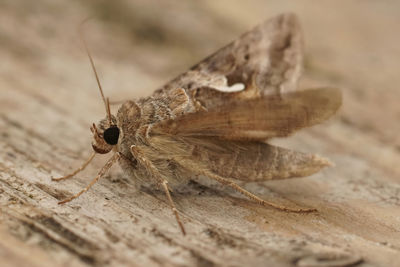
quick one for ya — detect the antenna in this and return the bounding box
[106,97,112,124]
[79,19,112,125]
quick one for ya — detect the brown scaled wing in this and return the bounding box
[153,13,304,110]
[153,88,342,141]
[150,88,341,182]
[148,13,341,182]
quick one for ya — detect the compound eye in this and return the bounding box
[103,126,120,145]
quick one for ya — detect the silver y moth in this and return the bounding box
[54,13,342,235]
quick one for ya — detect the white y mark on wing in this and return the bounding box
[214,83,245,92]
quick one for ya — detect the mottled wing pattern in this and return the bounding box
[146,13,341,183]
[153,13,303,110]
[152,88,342,141]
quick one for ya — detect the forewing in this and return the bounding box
[152,88,342,141]
[153,13,303,111]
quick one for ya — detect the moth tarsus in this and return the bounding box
[54,13,341,234]
[52,152,96,181]
[57,153,120,205]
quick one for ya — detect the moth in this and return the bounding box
[53,13,342,235]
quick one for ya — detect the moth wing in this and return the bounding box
[190,140,330,182]
[153,13,303,111]
[152,87,342,141]
[150,135,330,182]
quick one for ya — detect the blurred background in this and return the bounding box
[1,1,400,266]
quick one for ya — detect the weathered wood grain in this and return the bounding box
[1,1,400,266]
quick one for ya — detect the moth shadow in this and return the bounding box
[139,179,224,199]
[139,180,278,207]
[136,178,313,214]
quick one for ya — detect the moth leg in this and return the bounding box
[52,152,96,181]
[160,180,186,235]
[58,152,120,204]
[200,169,317,213]
[130,145,186,235]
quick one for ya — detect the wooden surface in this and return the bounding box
[1,1,400,266]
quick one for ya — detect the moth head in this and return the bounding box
[81,30,121,154]
[91,116,120,154]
